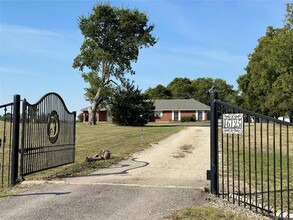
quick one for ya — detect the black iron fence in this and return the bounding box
[0,95,20,189]
[0,93,76,190]
[209,91,292,219]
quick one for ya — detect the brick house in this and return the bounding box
[80,107,111,123]
[81,99,210,123]
[152,99,210,122]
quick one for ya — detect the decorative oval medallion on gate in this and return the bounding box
[47,110,60,144]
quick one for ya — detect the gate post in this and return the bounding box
[11,94,20,186]
[210,90,219,195]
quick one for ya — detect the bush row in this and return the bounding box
[181,116,196,122]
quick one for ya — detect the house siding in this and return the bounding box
[98,111,107,122]
[83,110,109,123]
[83,111,89,123]
[154,110,209,122]
[155,111,172,122]
[181,111,196,117]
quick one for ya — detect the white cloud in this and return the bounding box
[0,24,60,37]
[156,44,246,63]
[0,67,41,76]
[0,24,80,60]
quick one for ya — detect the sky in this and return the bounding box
[0,0,290,114]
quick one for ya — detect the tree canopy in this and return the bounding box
[237,3,293,120]
[73,3,157,124]
[145,77,236,105]
[144,84,172,99]
[166,77,194,99]
[110,82,155,126]
[192,77,236,105]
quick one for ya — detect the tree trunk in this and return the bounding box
[89,86,104,125]
[88,63,110,125]
[87,107,93,125]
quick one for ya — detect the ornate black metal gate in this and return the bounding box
[0,93,76,189]
[21,93,76,177]
[209,90,292,219]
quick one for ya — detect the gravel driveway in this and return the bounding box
[0,126,210,220]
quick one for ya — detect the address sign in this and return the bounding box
[222,113,244,134]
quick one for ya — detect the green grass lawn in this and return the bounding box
[218,123,293,213]
[166,204,271,220]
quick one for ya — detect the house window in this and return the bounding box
[174,111,179,121]
[154,111,162,117]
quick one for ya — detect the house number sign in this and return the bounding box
[222,113,243,134]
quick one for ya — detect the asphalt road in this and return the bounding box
[0,127,210,220]
[0,183,206,220]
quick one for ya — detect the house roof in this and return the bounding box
[80,106,108,112]
[81,99,210,112]
[153,99,210,111]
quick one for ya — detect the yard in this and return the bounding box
[24,122,189,180]
[218,123,293,214]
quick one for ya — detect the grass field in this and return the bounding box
[166,205,269,220]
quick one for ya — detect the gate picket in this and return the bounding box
[209,91,293,219]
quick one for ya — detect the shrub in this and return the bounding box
[110,82,155,126]
[181,116,195,122]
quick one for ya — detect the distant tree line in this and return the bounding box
[0,113,13,122]
[144,77,236,106]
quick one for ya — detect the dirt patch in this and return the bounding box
[172,144,194,158]
[172,152,186,159]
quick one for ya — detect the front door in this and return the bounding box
[174,111,179,121]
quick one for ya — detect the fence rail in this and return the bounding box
[210,90,293,219]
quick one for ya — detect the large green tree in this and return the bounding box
[73,3,157,124]
[110,82,155,126]
[166,77,194,99]
[144,84,172,99]
[191,77,236,105]
[237,3,293,120]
